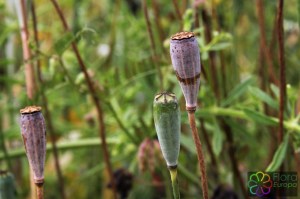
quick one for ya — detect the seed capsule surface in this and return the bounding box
[170,32,201,111]
[153,92,180,168]
[20,106,46,185]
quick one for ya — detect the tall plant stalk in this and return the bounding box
[188,112,208,199]
[256,0,279,86]
[142,0,163,90]
[49,1,117,198]
[277,0,286,144]
[30,2,66,199]
[15,0,36,100]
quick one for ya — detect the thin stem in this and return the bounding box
[187,112,208,199]
[18,0,37,99]
[256,0,279,86]
[106,102,139,145]
[277,0,286,143]
[151,0,165,49]
[169,168,180,199]
[49,1,117,198]
[201,9,220,101]
[31,2,66,198]
[36,185,44,199]
[200,119,218,172]
[172,0,182,27]
[0,137,119,160]
[221,120,249,199]
[142,0,163,90]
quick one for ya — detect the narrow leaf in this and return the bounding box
[249,87,278,109]
[270,84,279,98]
[181,134,196,154]
[243,108,277,126]
[221,77,254,107]
[54,32,75,55]
[266,134,289,172]
[211,118,224,157]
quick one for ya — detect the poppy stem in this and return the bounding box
[188,111,209,199]
[169,168,180,199]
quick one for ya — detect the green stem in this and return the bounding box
[0,137,119,160]
[197,107,300,132]
[169,168,180,199]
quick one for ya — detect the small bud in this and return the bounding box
[20,106,46,185]
[153,92,180,168]
[170,32,201,111]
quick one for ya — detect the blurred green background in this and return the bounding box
[0,0,299,198]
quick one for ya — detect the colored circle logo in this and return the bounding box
[248,171,273,197]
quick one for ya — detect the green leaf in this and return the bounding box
[54,32,76,55]
[249,87,278,109]
[183,8,193,31]
[180,134,196,154]
[211,118,224,157]
[266,134,289,172]
[221,77,254,107]
[243,108,277,126]
[270,84,279,98]
[209,42,232,51]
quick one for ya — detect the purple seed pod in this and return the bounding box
[170,32,201,112]
[20,106,46,185]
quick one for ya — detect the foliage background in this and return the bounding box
[0,0,299,198]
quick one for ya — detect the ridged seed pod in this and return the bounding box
[0,171,16,199]
[20,106,46,185]
[153,92,180,168]
[170,32,201,111]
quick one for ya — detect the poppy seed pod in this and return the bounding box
[153,92,180,168]
[20,106,46,185]
[170,32,201,112]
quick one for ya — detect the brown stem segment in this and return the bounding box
[20,0,36,100]
[142,0,163,90]
[277,0,285,143]
[31,2,66,199]
[36,185,44,199]
[49,1,117,198]
[187,112,208,199]
[201,9,220,100]
[221,121,249,199]
[256,0,279,86]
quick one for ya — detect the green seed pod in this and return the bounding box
[153,92,180,168]
[20,106,46,186]
[0,171,17,199]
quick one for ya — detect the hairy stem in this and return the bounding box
[49,1,117,198]
[188,112,208,199]
[36,185,44,199]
